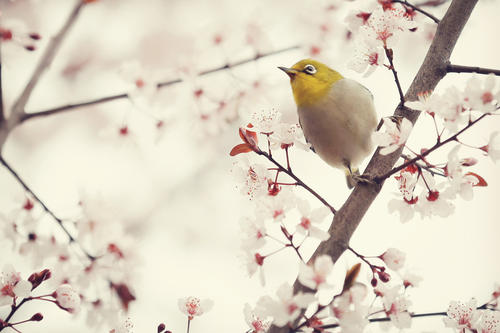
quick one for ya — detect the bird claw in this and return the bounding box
[352,173,378,186]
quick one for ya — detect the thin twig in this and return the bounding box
[21,45,300,122]
[0,298,29,332]
[447,64,500,76]
[10,1,85,118]
[384,47,405,104]
[0,41,4,123]
[377,113,488,181]
[392,0,441,23]
[256,150,337,214]
[401,154,447,177]
[0,155,96,261]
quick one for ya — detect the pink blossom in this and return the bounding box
[380,248,406,271]
[0,265,31,306]
[372,117,413,155]
[474,310,500,333]
[298,255,334,290]
[240,216,267,251]
[244,303,271,333]
[232,160,270,200]
[178,296,213,320]
[443,298,480,329]
[256,283,315,327]
[269,123,309,151]
[464,74,498,113]
[54,284,81,313]
[483,131,500,163]
[296,199,331,241]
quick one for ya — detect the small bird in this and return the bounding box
[279,59,378,188]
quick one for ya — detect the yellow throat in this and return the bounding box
[279,59,344,107]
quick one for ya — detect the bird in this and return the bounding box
[278,59,378,188]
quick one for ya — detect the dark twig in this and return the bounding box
[21,45,300,122]
[0,156,96,261]
[401,154,447,177]
[10,1,85,118]
[447,64,500,76]
[384,47,405,104]
[392,0,441,23]
[256,150,337,214]
[0,299,29,332]
[378,113,488,181]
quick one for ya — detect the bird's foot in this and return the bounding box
[352,173,378,186]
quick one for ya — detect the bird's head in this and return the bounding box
[279,59,343,107]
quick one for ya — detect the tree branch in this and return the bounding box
[268,1,478,332]
[0,41,4,123]
[10,1,84,120]
[0,155,96,261]
[20,45,300,123]
[447,64,500,76]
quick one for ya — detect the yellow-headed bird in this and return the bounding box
[279,59,378,188]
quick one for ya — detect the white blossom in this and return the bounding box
[298,255,334,290]
[178,296,214,320]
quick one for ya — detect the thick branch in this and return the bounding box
[269,1,478,332]
[10,1,84,119]
[447,64,500,76]
[20,45,300,122]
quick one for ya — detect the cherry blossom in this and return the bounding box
[347,39,385,77]
[246,109,282,134]
[332,287,369,333]
[178,296,214,320]
[298,255,334,290]
[54,284,81,313]
[269,123,309,151]
[232,159,270,199]
[402,271,423,288]
[244,252,266,286]
[482,131,500,162]
[474,310,500,333]
[443,298,480,330]
[380,248,406,271]
[384,295,412,329]
[256,283,315,327]
[243,303,271,333]
[372,117,413,155]
[109,317,134,333]
[0,265,32,306]
[240,216,267,251]
[464,74,498,113]
[296,199,331,241]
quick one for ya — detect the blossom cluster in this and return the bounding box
[0,265,80,331]
[443,294,500,333]
[345,1,418,76]
[372,75,499,222]
[242,246,422,332]
[0,195,138,331]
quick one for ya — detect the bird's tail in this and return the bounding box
[345,168,360,189]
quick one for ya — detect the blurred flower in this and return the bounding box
[243,303,271,333]
[402,271,423,288]
[347,39,385,77]
[298,255,334,290]
[380,248,406,271]
[246,109,282,134]
[54,284,81,313]
[109,317,134,333]
[256,283,315,327]
[464,74,498,113]
[296,199,330,241]
[178,296,214,320]
[269,123,309,151]
[240,216,267,251]
[482,131,500,162]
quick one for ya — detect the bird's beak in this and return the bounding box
[278,66,298,79]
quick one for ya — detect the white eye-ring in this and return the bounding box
[304,64,317,74]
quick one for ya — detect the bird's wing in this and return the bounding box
[298,116,316,153]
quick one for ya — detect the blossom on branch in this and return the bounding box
[298,254,334,290]
[296,199,331,241]
[372,117,413,155]
[380,248,406,271]
[243,303,271,333]
[0,264,32,306]
[178,296,214,320]
[443,298,480,330]
[54,284,81,313]
[256,283,315,327]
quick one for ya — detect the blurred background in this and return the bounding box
[0,0,499,332]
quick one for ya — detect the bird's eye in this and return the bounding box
[304,64,317,75]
